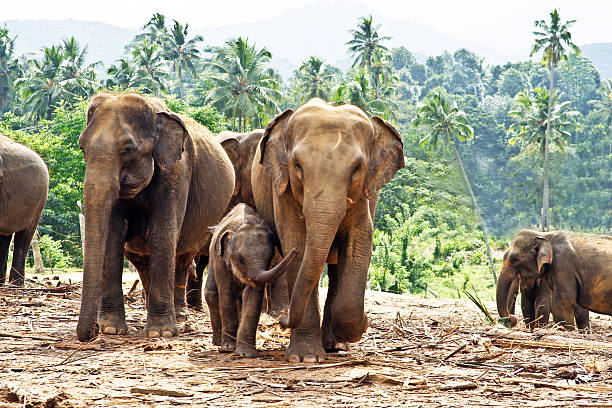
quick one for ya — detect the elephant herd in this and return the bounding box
[1,91,611,363]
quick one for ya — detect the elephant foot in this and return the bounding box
[211,330,222,346]
[220,341,236,352]
[144,317,178,338]
[236,343,258,358]
[175,306,189,323]
[323,335,349,352]
[98,313,128,335]
[331,312,368,344]
[286,336,326,363]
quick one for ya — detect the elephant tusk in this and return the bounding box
[346,197,354,205]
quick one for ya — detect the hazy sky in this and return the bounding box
[3,0,611,54]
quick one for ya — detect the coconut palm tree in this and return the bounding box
[294,56,334,102]
[332,70,396,121]
[413,88,497,283]
[530,9,580,231]
[105,58,138,89]
[131,40,167,95]
[139,12,168,45]
[161,20,203,99]
[0,26,19,113]
[508,87,578,156]
[589,79,612,154]
[205,37,281,131]
[346,15,391,72]
[60,37,99,96]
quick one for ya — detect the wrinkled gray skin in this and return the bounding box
[0,134,49,286]
[252,98,404,362]
[208,204,298,357]
[504,274,590,329]
[497,229,610,331]
[188,130,290,324]
[76,92,234,342]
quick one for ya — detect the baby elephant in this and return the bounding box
[208,204,297,357]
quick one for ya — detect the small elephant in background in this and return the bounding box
[0,134,49,286]
[503,274,590,329]
[208,203,297,357]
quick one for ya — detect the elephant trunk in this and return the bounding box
[496,265,518,327]
[249,247,299,284]
[281,198,345,329]
[76,164,119,341]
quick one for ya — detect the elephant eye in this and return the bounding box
[121,145,137,155]
[237,255,245,265]
[351,164,362,177]
[294,160,303,176]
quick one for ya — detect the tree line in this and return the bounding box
[0,11,609,296]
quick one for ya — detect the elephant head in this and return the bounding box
[218,220,298,287]
[259,98,404,329]
[76,92,188,341]
[496,229,553,327]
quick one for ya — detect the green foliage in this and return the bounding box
[39,234,73,268]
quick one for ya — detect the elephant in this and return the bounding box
[501,273,590,329]
[496,229,611,330]
[207,203,298,357]
[76,92,235,342]
[186,129,264,310]
[251,98,404,362]
[0,134,49,286]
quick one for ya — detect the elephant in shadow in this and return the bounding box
[502,273,589,329]
[76,92,234,341]
[0,134,48,286]
[251,98,404,362]
[497,229,611,330]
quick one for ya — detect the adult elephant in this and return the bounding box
[500,273,590,329]
[0,134,49,286]
[186,130,264,309]
[251,98,404,362]
[496,229,610,330]
[76,92,234,342]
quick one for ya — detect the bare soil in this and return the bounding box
[2,274,612,407]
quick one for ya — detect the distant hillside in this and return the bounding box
[582,43,612,80]
[2,5,611,82]
[2,19,136,66]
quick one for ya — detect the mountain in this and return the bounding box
[2,3,611,82]
[581,43,612,80]
[2,19,137,66]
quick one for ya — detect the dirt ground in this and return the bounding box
[2,275,612,407]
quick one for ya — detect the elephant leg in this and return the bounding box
[236,285,265,358]
[574,305,590,330]
[125,251,150,304]
[327,220,371,344]
[0,234,12,285]
[533,288,551,327]
[551,299,576,330]
[266,267,289,318]
[187,255,208,310]
[520,287,537,329]
[204,266,222,346]
[9,227,37,287]
[174,253,194,323]
[214,257,239,352]
[322,264,348,352]
[98,206,128,335]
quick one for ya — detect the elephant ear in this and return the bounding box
[535,236,553,273]
[218,230,233,257]
[365,117,405,199]
[155,111,187,172]
[259,109,294,196]
[219,137,241,196]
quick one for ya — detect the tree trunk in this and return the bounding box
[451,140,497,283]
[178,68,183,100]
[31,230,44,274]
[542,64,555,232]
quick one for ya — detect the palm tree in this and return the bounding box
[294,56,334,102]
[131,40,167,95]
[589,79,612,154]
[205,37,281,131]
[60,37,99,97]
[0,26,19,113]
[530,9,580,231]
[413,88,497,283]
[105,58,138,89]
[508,87,578,156]
[346,15,391,72]
[332,70,397,121]
[161,20,203,99]
[140,12,168,45]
